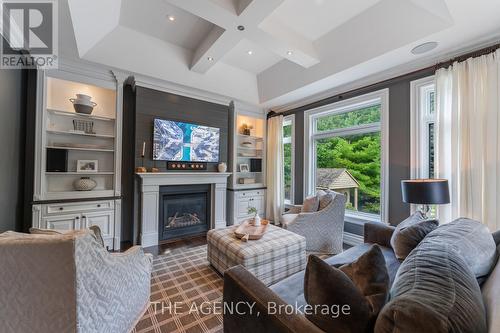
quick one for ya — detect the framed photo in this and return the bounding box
[239,164,249,172]
[77,160,98,173]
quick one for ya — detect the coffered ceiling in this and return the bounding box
[61,0,500,109]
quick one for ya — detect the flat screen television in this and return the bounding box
[153,118,220,162]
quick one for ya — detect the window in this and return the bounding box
[411,77,436,179]
[411,76,437,215]
[304,90,389,223]
[283,115,295,204]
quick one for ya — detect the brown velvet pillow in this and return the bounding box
[304,245,390,333]
[390,212,439,260]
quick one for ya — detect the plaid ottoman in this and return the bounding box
[207,224,306,286]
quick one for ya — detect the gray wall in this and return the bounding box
[285,68,435,229]
[134,87,229,172]
[122,86,229,244]
[0,66,26,232]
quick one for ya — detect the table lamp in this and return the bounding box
[401,179,450,218]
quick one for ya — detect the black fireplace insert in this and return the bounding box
[159,184,211,242]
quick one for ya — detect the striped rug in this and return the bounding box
[133,245,224,333]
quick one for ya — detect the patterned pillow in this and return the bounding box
[318,191,335,211]
[301,195,319,212]
[304,245,389,332]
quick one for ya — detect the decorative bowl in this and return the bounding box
[72,103,94,114]
[74,177,97,191]
[70,94,97,114]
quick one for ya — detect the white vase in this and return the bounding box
[253,214,261,226]
[218,162,227,172]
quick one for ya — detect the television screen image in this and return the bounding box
[153,118,220,162]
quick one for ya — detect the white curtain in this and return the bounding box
[435,49,500,231]
[266,115,284,224]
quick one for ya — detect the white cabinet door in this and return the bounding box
[252,197,264,214]
[237,199,250,217]
[82,211,115,240]
[42,214,81,230]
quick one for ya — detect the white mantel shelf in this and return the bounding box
[137,172,231,248]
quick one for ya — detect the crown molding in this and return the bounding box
[51,56,121,87]
[132,74,232,106]
[269,34,500,113]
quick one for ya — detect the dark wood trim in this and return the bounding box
[435,43,500,70]
[227,187,267,191]
[32,196,122,205]
[269,42,500,118]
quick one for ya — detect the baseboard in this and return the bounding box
[343,232,363,246]
[141,232,159,248]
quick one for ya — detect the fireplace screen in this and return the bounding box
[164,195,206,229]
[159,185,210,241]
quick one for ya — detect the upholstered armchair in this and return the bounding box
[281,191,346,254]
[0,230,152,333]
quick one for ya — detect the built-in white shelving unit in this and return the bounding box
[227,101,267,225]
[31,65,127,250]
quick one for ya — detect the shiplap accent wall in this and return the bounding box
[121,86,230,244]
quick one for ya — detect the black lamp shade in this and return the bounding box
[401,179,450,205]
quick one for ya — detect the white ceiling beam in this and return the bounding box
[163,0,234,27]
[68,0,122,57]
[235,0,253,15]
[252,21,320,68]
[237,0,284,24]
[166,0,320,73]
[191,27,241,72]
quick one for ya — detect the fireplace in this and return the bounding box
[159,184,211,242]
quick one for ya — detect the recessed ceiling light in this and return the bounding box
[287,51,293,56]
[207,57,214,61]
[411,42,438,55]
[167,15,175,22]
[237,25,245,31]
[247,50,253,55]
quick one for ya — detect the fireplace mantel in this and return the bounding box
[137,172,230,247]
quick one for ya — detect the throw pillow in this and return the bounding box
[390,212,438,260]
[318,190,335,211]
[482,247,500,333]
[302,195,319,212]
[304,245,389,333]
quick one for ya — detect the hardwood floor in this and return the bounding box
[143,235,208,257]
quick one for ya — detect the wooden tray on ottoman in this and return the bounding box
[234,219,270,241]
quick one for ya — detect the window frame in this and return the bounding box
[410,76,436,214]
[304,89,389,224]
[283,114,295,205]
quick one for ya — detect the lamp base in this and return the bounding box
[418,205,431,219]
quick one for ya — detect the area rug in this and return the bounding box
[133,245,224,333]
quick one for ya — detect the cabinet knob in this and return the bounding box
[97,204,101,208]
[76,216,79,220]
[59,207,64,211]
[82,216,86,219]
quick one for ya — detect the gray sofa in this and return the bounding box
[223,220,500,333]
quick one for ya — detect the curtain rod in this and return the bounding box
[268,42,500,119]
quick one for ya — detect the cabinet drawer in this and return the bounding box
[237,190,265,199]
[44,200,114,215]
